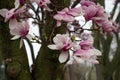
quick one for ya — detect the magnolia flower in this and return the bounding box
[0,0,25,22]
[54,8,75,26]
[80,0,107,22]
[30,0,51,10]
[80,0,115,34]
[91,5,108,26]
[101,20,115,34]
[48,34,73,63]
[80,0,100,21]
[54,7,83,26]
[10,19,31,48]
[74,40,101,64]
[68,7,83,17]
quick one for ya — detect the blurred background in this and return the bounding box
[0,0,120,80]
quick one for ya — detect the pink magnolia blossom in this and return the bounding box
[68,7,83,17]
[91,5,108,26]
[54,8,75,26]
[82,5,98,21]
[101,20,115,34]
[80,0,107,23]
[0,0,25,22]
[54,7,83,26]
[30,0,51,10]
[10,19,31,48]
[80,0,115,34]
[48,34,73,63]
[80,0,105,21]
[74,40,101,64]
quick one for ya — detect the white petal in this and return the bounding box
[14,0,20,9]
[19,39,23,48]
[90,49,102,56]
[59,51,68,63]
[89,59,99,64]
[48,45,59,50]
[53,34,68,44]
[53,34,61,43]
[73,56,84,63]
[11,35,20,40]
[0,9,8,17]
[10,28,19,35]
[73,43,80,50]
[26,34,33,40]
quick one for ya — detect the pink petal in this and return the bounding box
[9,19,18,29]
[56,20,62,27]
[80,40,93,50]
[58,8,69,14]
[74,49,89,56]
[5,9,15,22]
[62,8,69,12]
[53,14,63,21]
[83,5,98,20]
[18,22,29,37]
[63,14,75,22]
[68,7,83,16]
[53,34,63,44]
[80,1,96,6]
[53,34,70,45]
[59,51,68,63]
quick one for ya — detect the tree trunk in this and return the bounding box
[32,0,70,80]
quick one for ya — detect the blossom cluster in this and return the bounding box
[48,34,101,64]
[0,0,119,64]
[0,0,30,47]
[54,7,83,26]
[80,0,115,34]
